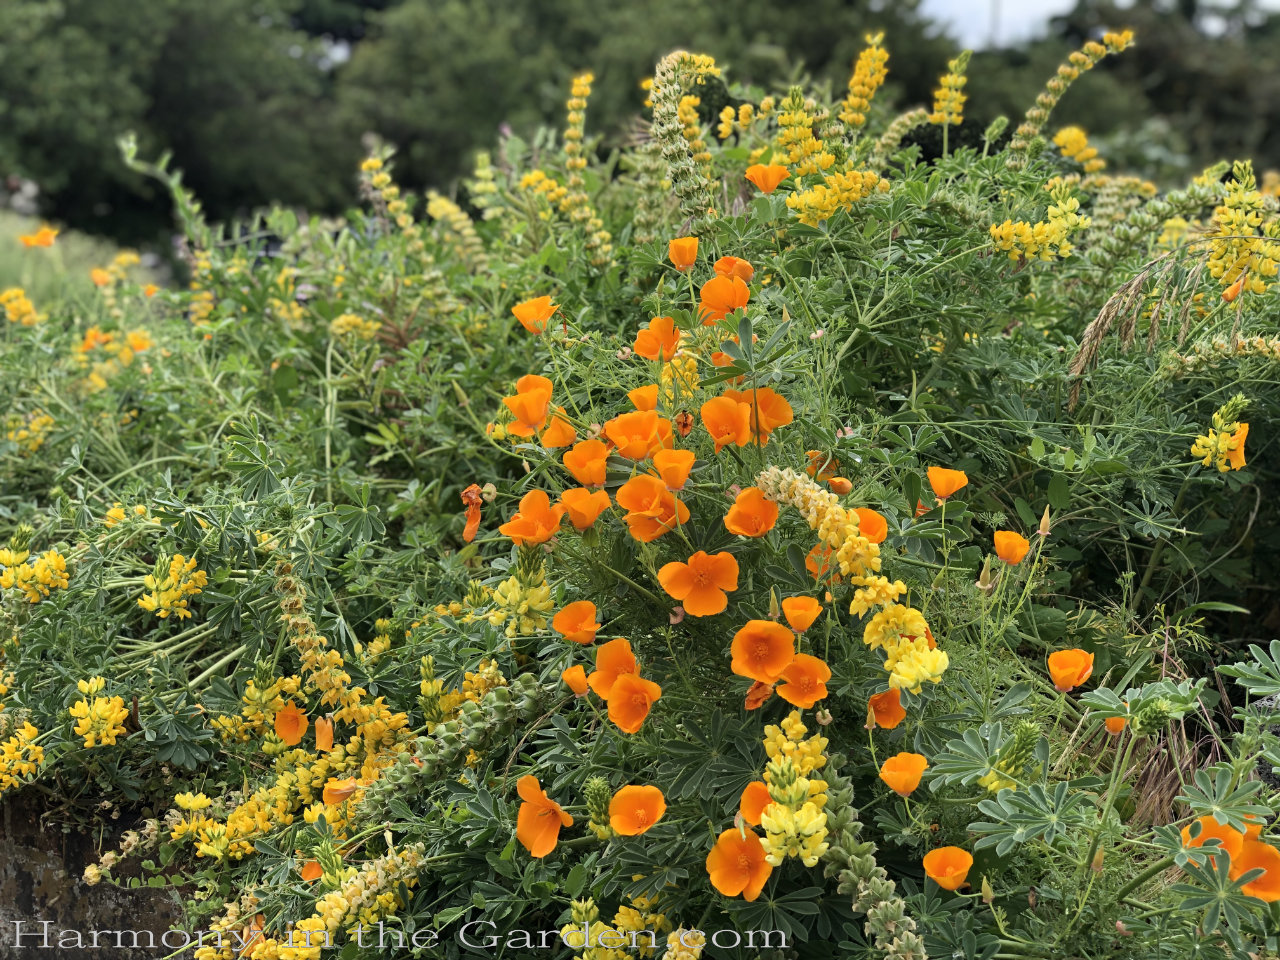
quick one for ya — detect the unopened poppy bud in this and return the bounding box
[981,875,994,904]
[828,477,853,495]
[1223,274,1245,303]
[481,483,497,502]
[975,557,997,595]
[1039,504,1051,537]
[768,588,781,620]
[1091,848,1104,873]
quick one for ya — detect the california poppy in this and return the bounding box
[806,544,838,581]
[879,752,929,797]
[698,275,750,324]
[730,620,797,684]
[1181,815,1245,863]
[745,164,789,194]
[726,387,793,442]
[674,411,695,437]
[868,689,907,730]
[1047,649,1094,693]
[623,497,690,543]
[634,316,682,361]
[561,664,589,696]
[299,859,323,882]
[776,654,831,708]
[588,638,638,698]
[854,508,888,544]
[714,256,755,282]
[608,672,662,734]
[781,597,823,632]
[553,600,602,644]
[274,702,308,747]
[668,236,698,271]
[927,467,969,500]
[540,408,577,448]
[923,847,973,891]
[19,226,58,248]
[617,474,689,542]
[739,781,775,826]
[498,490,564,545]
[516,774,574,857]
[604,410,663,460]
[560,488,611,529]
[706,828,772,901]
[609,785,666,835]
[90,268,112,287]
[652,449,695,490]
[1231,840,1280,901]
[1227,423,1248,470]
[701,395,752,452]
[745,680,774,710]
[322,777,359,805]
[806,450,839,481]
[828,477,854,495]
[1104,715,1127,735]
[628,385,659,411]
[314,717,334,753]
[502,375,554,437]
[512,295,558,333]
[658,550,740,617]
[1223,274,1246,303]
[724,486,779,537]
[461,483,483,543]
[994,531,1030,565]
[563,438,610,487]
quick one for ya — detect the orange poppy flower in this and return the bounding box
[634,316,682,361]
[274,702,308,746]
[724,486,779,537]
[776,654,831,708]
[1104,715,1127,735]
[622,496,690,543]
[781,596,823,632]
[609,785,667,835]
[745,163,790,194]
[806,543,839,581]
[20,225,59,248]
[1227,423,1248,470]
[714,256,755,282]
[90,268,112,287]
[923,847,973,891]
[994,531,1030,565]
[461,483,483,543]
[553,600,602,644]
[652,448,695,490]
[561,664,589,696]
[854,508,888,544]
[806,450,839,481]
[516,774,574,857]
[1181,815,1246,863]
[725,387,793,441]
[706,828,772,901]
[502,378,554,438]
[698,275,750,325]
[739,781,775,826]
[668,236,698,271]
[658,550,740,617]
[604,410,662,460]
[701,395,752,452]
[560,488,611,529]
[628,385,659,411]
[1047,649,1094,693]
[1232,841,1280,901]
[731,620,797,684]
[512,295,558,333]
[498,490,564,545]
[540,408,576,448]
[927,467,969,500]
[588,637,638,698]
[879,752,929,797]
[563,438,610,487]
[828,477,854,495]
[868,689,907,729]
[608,672,662,734]
[299,859,323,882]
[314,717,334,753]
[744,680,774,710]
[322,777,359,805]
[675,411,695,437]
[915,499,929,518]
[1223,274,1246,303]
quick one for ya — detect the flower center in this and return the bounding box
[737,853,751,869]
[754,641,770,659]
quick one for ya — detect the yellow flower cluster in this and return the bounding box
[756,465,881,582]
[0,720,43,798]
[560,72,613,266]
[659,354,699,404]
[760,711,829,868]
[5,409,55,455]
[659,929,706,960]
[774,88,834,178]
[785,169,890,226]
[360,154,426,258]
[69,678,130,748]
[929,51,970,126]
[277,570,353,707]
[353,618,392,664]
[715,103,755,140]
[1053,126,1105,173]
[187,248,216,325]
[466,151,504,222]
[427,190,488,270]
[0,549,70,603]
[611,892,670,959]
[104,502,160,527]
[1191,402,1249,473]
[421,655,506,731]
[560,898,630,960]
[863,604,949,693]
[488,552,553,637]
[839,33,888,129]
[1207,161,1280,296]
[989,184,1091,262]
[1,288,43,326]
[74,324,154,392]
[137,554,207,620]
[330,313,381,341]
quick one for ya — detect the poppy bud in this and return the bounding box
[981,875,995,904]
[1223,274,1245,302]
[481,483,497,502]
[1039,504,1051,537]
[768,588,782,620]
[828,477,853,495]
[1091,848,1104,873]
[975,557,997,595]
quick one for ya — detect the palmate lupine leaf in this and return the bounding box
[1174,763,1273,830]
[1219,640,1280,697]
[969,782,1092,855]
